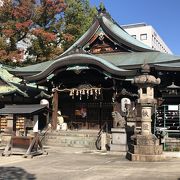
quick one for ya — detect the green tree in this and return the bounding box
[61,0,97,50]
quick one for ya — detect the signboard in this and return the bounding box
[168,105,179,111]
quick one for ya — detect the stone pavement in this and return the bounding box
[0,146,180,180]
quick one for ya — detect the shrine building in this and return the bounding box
[1,9,180,153]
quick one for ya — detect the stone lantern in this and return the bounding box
[127,64,165,161]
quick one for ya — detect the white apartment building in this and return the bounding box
[122,23,172,54]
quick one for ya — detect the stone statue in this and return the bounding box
[112,111,126,128]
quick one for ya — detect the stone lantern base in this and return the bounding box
[126,134,165,161]
[110,128,127,153]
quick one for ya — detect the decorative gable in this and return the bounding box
[84,28,131,54]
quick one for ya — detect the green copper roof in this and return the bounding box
[59,20,100,58]
[6,11,180,81]
[24,53,136,82]
[54,11,154,59]
[99,16,153,51]
[7,50,180,78]
[0,66,21,83]
[9,60,53,74]
[154,62,180,71]
[0,66,47,97]
[96,52,180,68]
[0,67,28,97]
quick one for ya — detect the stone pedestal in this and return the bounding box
[126,134,165,161]
[126,104,164,161]
[110,128,127,152]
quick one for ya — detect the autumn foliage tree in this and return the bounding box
[0,0,33,63]
[28,0,67,62]
[0,0,66,63]
[0,0,97,64]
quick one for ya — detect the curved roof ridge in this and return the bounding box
[55,19,100,59]
[25,53,136,82]
[55,11,155,59]
[100,11,128,33]
[98,15,154,52]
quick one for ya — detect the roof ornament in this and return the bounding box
[98,32,104,41]
[66,65,89,74]
[141,63,150,74]
[97,2,106,15]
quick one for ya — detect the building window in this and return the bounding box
[140,33,147,40]
[132,35,136,39]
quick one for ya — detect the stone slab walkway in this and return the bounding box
[0,146,180,180]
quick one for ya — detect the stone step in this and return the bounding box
[46,134,98,139]
[45,136,97,142]
[45,140,96,149]
[44,140,96,149]
[47,130,98,137]
[45,138,97,144]
[43,130,99,149]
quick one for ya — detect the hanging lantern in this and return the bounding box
[72,89,74,94]
[80,90,83,95]
[82,89,85,95]
[76,90,79,96]
[98,89,101,95]
[69,90,73,96]
[90,89,93,95]
[87,90,89,99]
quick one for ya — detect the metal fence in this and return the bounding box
[154,104,180,138]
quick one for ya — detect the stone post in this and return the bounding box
[101,132,107,151]
[126,64,165,161]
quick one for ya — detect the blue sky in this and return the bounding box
[89,0,180,55]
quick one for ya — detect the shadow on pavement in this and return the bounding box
[0,167,36,179]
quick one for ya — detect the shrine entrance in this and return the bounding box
[59,101,113,130]
[47,65,125,130]
[54,81,114,130]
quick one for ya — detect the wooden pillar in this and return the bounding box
[52,89,58,130]
[13,114,16,135]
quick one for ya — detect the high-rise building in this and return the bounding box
[122,23,172,54]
